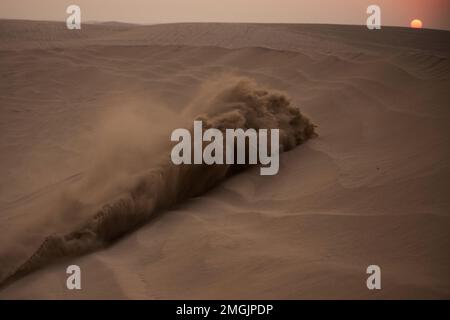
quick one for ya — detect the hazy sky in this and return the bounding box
[1,0,449,30]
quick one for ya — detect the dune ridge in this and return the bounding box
[0,78,315,287]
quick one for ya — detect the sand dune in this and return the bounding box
[0,20,449,299]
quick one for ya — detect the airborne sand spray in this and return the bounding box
[0,77,316,287]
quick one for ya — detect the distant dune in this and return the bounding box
[0,20,449,299]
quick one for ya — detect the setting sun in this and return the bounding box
[410,19,423,29]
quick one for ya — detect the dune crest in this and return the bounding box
[0,78,316,287]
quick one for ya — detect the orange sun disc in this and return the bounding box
[410,19,423,29]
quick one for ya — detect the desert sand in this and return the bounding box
[0,20,449,299]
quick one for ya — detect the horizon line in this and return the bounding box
[0,17,449,32]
